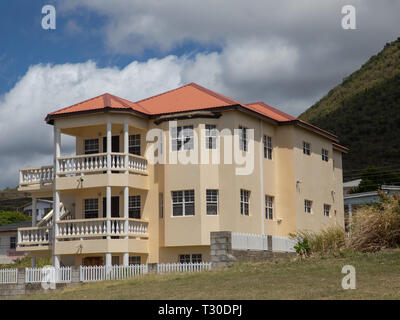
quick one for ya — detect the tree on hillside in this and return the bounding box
[0,211,31,226]
[348,166,400,194]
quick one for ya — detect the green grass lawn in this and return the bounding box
[21,249,400,300]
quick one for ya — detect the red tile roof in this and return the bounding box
[46,82,342,145]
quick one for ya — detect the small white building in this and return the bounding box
[0,221,31,264]
[21,199,53,222]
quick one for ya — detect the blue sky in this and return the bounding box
[0,0,399,188]
[0,0,220,94]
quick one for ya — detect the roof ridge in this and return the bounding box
[111,94,151,114]
[134,83,195,105]
[50,93,111,115]
[188,82,242,106]
[246,101,296,120]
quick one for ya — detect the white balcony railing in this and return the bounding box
[18,226,52,247]
[19,166,54,186]
[57,152,147,175]
[55,218,148,240]
[19,153,148,186]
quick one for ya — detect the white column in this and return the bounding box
[124,186,129,237]
[124,121,129,174]
[54,126,61,176]
[123,253,129,266]
[32,197,37,227]
[107,121,112,174]
[53,191,60,234]
[259,120,265,235]
[105,253,112,268]
[53,255,60,268]
[106,186,111,239]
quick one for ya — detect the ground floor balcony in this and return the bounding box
[17,218,149,255]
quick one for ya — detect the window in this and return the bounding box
[129,195,141,219]
[9,237,16,249]
[112,256,120,266]
[265,195,274,220]
[129,256,141,265]
[206,190,218,215]
[172,190,195,216]
[205,125,217,149]
[303,141,311,155]
[304,200,312,214]
[322,148,329,162]
[84,199,98,219]
[171,126,194,151]
[324,204,331,217]
[129,134,141,155]
[179,254,202,263]
[263,135,272,159]
[159,193,164,218]
[84,139,99,154]
[240,189,250,216]
[239,126,248,152]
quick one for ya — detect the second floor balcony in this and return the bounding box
[19,152,147,188]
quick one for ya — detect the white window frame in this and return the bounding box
[322,148,329,162]
[304,200,312,214]
[129,195,141,219]
[84,139,99,154]
[129,256,141,265]
[206,189,218,215]
[84,198,98,219]
[263,135,272,160]
[303,141,311,155]
[240,189,250,216]
[9,236,16,249]
[179,254,202,263]
[324,204,330,217]
[172,190,195,216]
[129,134,141,155]
[171,126,194,151]
[205,124,217,149]
[265,195,274,220]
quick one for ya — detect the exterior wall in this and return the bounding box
[18,108,345,265]
[293,127,345,232]
[0,231,25,264]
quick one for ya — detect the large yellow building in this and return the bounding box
[17,83,347,267]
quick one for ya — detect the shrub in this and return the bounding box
[290,226,346,256]
[347,191,400,252]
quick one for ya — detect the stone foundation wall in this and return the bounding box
[210,231,295,267]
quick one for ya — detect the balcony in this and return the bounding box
[19,153,148,189]
[17,218,149,254]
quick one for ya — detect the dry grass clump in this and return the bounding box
[291,191,400,254]
[347,191,400,252]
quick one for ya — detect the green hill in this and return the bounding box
[299,38,400,178]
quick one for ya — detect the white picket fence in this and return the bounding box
[231,233,269,251]
[25,267,72,283]
[231,232,296,252]
[157,262,212,274]
[80,264,148,282]
[272,236,296,252]
[0,268,18,284]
